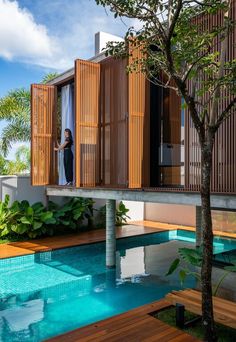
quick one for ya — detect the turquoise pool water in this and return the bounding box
[0,230,235,341]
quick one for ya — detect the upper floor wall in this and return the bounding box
[31,4,236,194]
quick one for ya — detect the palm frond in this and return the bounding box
[1,122,30,156]
[0,88,30,121]
[41,72,59,84]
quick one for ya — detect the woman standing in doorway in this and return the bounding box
[54,128,74,185]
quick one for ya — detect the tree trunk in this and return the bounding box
[200,132,217,341]
[196,205,202,247]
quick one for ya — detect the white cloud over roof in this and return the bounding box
[0,0,142,71]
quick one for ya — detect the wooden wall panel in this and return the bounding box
[185,1,236,193]
[31,84,57,186]
[100,57,128,187]
[75,60,100,187]
[128,44,150,188]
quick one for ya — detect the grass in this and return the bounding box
[155,307,236,341]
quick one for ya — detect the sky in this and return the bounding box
[0,0,140,159]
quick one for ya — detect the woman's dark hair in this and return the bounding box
[65,128,73,145]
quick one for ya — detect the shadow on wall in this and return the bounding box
[0,175,107,215]
[144,203,196,226]
[0,175,46,205]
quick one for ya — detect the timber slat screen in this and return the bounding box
[31,84,57,186]
[100,57,128,187]
[75,60,100,187]
[128,43,150,188]
[185,1,236,193]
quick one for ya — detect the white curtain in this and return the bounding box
[58,84,75,185]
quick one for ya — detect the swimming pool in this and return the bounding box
[0,230,235,341]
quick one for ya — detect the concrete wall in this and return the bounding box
[95,31,124,55]
[123,201,145,222]
[0,175,46,205]
[0,175,112,219]
[144,203,196,226]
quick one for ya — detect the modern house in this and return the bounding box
[31,6,236,266]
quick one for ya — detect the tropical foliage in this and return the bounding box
[0,73,58,156]
[0,145,30,175]
[0,89,30,156]
[98,201,130,226]
[0,196,130,239]
[48,197,95,230]
[166,246,236,296]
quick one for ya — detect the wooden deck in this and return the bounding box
[166,289,236,329]
[133,220,236,239]
[0,223,170,259]
[47,299,200,342]
[1,219,235,260]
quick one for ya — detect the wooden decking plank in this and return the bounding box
[0,224,166,259]
[170,290,236,314]
[79,330,107,341]
[186,291,236,314]
[166,289,236,329]
[97,316,157,341]
[169,333,199,342]
[47,299,198,342]
[100,318,176,342]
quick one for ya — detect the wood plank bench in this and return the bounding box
[166,289,236,329]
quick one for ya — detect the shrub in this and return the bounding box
[0,196,95,239]
[0,197,130,240]
[0,196,56,239]
[48,197,95,230]
[97,201,130,227]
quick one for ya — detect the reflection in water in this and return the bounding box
[0,234,196,341]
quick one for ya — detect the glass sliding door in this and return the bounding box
[150,81,182,187]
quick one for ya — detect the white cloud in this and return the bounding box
[0,0,62,68]
[0,0,137,71]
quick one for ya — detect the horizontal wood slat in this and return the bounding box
[75,59,100,187]
[31,84,57,186]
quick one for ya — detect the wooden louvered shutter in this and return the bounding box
[75,60,101,187]
[31,84,57,186]
[128,44,150,188]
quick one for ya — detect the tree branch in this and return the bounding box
[215,96,236,129]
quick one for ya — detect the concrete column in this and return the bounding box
[196,206,202,247]
[106,199,116,268]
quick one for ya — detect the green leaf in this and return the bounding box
[166,258,180,276]
[20,200,30,210]
[179,248,202,266]
[53,211,65,218]
[20,216,32,225]
[11,200,20,212]
[33,221,43,230]
[40,211,53,222]
[73,211,82,220]
[26,206,33,216]
[60,220,70,226]
[179,270,187,285]
[0,227,10,236]
[44,217,56,225]
[11,224,28,234]
[32,202,44,212]
[3,194,10,208]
